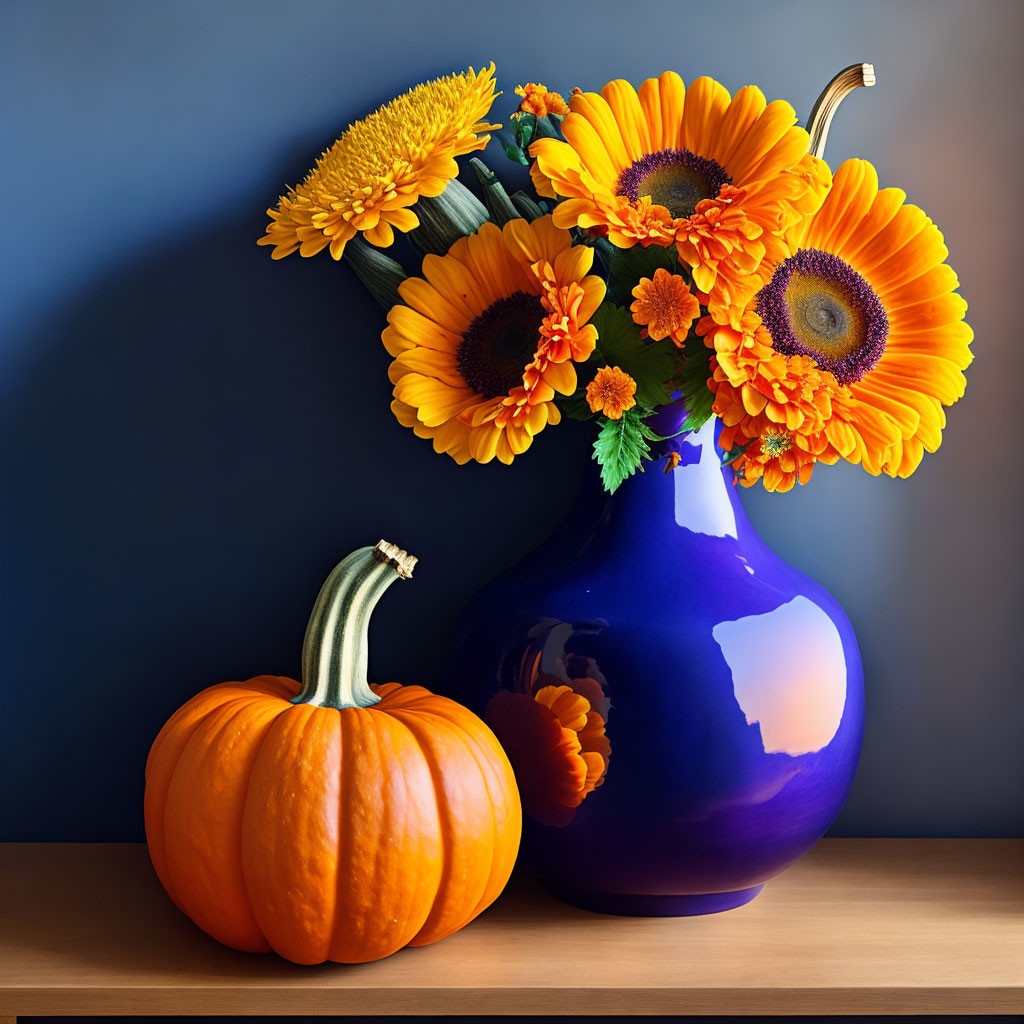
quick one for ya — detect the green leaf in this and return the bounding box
[592,408,658,493]
[673,333,715,432]
[513,114,537,149]
[605,244,681,307]
[503,142,529,166]
[534,114,564,139]
[588,304,680,410]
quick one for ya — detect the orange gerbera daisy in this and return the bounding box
[709,158,972,487]
[258,65,500,261]
[586,366,637,419]
[514,82,569,118]
[630,267,700,345]
[385,216,606,464]
[529,73,830,322]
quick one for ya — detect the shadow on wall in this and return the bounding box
[0,190,590,841]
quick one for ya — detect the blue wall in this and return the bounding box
[2,0,1021,839]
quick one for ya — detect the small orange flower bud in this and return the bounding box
[514,83,570,118]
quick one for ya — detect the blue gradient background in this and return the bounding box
[1,0,1021,839]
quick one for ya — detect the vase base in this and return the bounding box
[546,882,764,917]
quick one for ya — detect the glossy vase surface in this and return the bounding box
[445,403,864,916]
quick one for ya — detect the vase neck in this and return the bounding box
[591,405,755,545]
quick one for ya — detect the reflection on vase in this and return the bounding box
[713,596,848,756]
[447,402,864,917]
[485,619,611,827]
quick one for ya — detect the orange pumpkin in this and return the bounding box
[144,540,521,964]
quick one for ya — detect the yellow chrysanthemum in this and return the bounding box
[705,158,973,488]
[385,216,606,464]
[514,82,569,118]
[585,365,637,420]
[630,267,700,346]
[258,65,500,261]
[529,73,831,323]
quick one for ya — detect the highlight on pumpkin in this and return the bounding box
[144,541,522,965]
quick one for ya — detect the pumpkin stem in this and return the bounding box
[805,63,875,160]
[293,540,417,710]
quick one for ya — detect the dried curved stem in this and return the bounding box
[294,540,416,710]
[806,64,876,159]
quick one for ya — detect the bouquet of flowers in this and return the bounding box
[259,64,971,493]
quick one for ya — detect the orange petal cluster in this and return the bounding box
[514,82,569,118]
[586,366,638,420]
[675,185,765,320]
[630,267,700,346]
[699,311,843,491]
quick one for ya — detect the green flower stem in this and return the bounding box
[470,158,519,226]
[343,237,408,309]
[510,191,545,221]
[409,178,489,255]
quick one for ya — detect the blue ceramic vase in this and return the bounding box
[446,402,864,916]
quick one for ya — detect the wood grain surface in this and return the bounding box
[0,840,1021,1015]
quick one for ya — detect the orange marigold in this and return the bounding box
[630,267,700,346]
[514,82,569,118]
[586,366,637,420]
[724,424,826,492]
[699,311,841,491]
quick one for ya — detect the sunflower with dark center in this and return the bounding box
[384,216,606,464]
[703,158,973,490]
[617,149,732,219]
[528,72,832,322]
[456,293,548,399]
[757,248,888,385]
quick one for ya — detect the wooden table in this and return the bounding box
[0,840,1021,1016]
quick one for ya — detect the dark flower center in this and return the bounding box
[457,291,545,399]
[617,148,731,218]
[757,248,889,385]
